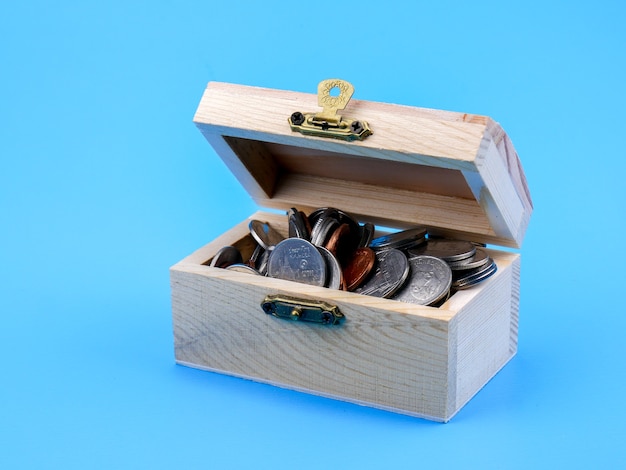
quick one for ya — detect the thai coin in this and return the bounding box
[317,246,343,290]
[267,238,326,287]
[392,255,452,306]
[452,258,497,290]
[247,244,265,270]
[447,248,490,271]
[343,247,376,291]
[226,264,261,275]
[308,207,336,226]
[358,222,375,249]
[430,289,451,308]
[287,208,311,240]
[249,220,285,251]
[408,239,476,262]
[369,227,427,252]
[354,248,409,298]
[310,216,339,247]
[256,249,270,276]
[209,246,243,268]
[309,207,360,234]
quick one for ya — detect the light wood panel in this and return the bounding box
[171,211,521,421]
[193,81,532,248]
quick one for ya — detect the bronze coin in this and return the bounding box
[342,247,376,291]
[324,222,358,265]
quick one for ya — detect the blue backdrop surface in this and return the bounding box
[1,1,625,468]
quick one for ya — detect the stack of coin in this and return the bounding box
[407,239,497,291]
[208,206,498,308]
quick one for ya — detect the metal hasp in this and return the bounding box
[261,294,344,325]
[289,79,373,141]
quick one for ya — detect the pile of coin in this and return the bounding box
[209,207,497,307]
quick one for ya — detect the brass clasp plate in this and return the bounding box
[289,79,373,141]
[261,294,344,325]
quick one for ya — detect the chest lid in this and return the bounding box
[193,80,532,248]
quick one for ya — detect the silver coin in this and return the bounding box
[267,238,327,287]
[447,248,490,271]
[287,208,311,240]
[308,207,336,225]
[317,246,342,290]
[209,246,243,268]
[452,258,497,290]
[370,227,427,251]
[256,249,270,276]
[226,264,261,275]
[309,207,360,233]
[430,289,451,307]
[310,216,339,247]
[391,255,452,306]
[358,222,375,248]
[354,248,409,298]
[249,220,285,251]
[247,244,265,270]
[408,239,476,262]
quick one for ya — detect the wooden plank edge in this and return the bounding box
[193,81,487,169]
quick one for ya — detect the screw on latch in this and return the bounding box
[262,301,275,314]
[321,311,332,324]
[350,121,364,134]
[291,112,305,126]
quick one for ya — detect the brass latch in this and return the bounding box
[288,79,372,142]
[261,294,344,325]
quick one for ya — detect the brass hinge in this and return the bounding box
[288,79,373,142]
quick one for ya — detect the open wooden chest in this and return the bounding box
[170,80,533,422]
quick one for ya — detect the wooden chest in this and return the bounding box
[170,80,533,422]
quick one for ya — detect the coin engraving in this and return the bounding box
[392,255,452,306]
[355,248,409,298]
[267,238,326,287]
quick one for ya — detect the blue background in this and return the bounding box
[1,1,625,468]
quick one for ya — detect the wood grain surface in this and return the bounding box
[171,211,520,421]
[193,81,532,247]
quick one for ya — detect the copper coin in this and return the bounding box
[342,247,376,291]
[324,222,358,265]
